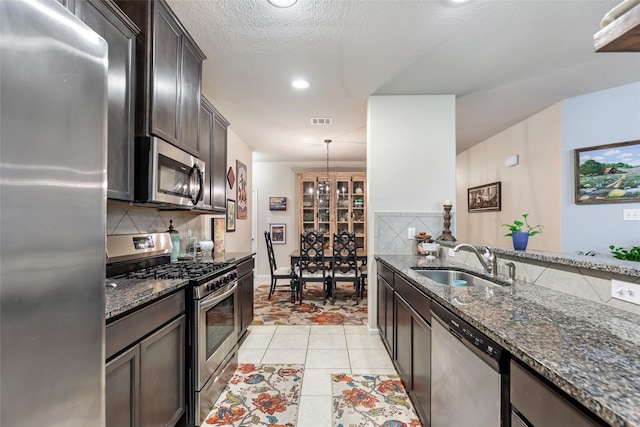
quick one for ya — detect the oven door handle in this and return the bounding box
[200,281,237,311]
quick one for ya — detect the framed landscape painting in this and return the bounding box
[269,196,287,211]
[575,140,640,204]
[270,224,286,244]
[468,182,501,212]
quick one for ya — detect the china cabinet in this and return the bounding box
[297,172,367,249]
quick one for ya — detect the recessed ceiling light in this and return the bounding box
[449,0,469,3]
[268,0,297,7]
[292,79,310,89]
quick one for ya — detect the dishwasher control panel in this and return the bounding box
[432,302,504,363]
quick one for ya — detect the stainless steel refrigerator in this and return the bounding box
[1,1,108,426]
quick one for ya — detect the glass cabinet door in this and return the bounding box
[352,178,366,248]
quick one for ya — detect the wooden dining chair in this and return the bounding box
[292,230,330,304]
[329,231,360,305]
[264,231,295,301]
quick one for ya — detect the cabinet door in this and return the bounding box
[151,2,181,145]
[239,272,254,336]
[199,98,214,210]
[394,294,412,387]
[212,114,228,211]
[412,313,431,426]
[140,315,185,427]
[179,38,202,156]
[76,0,137,201]
[377,275,394,356]
[106,345,140,427]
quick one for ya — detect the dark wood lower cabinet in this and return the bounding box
[394,293,431,425]
[393,275,431,426]
[377,271,394,356]
[238,257,255,338]
[106,345,140,427]
[106,290,185,427]
[140,315,186,427]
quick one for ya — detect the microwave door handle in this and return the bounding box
[188,163,204,205]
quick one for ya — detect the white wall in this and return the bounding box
[368,95,457,327]
[221,128,253,253]
[456,102,563,252]
[562,82,640,255]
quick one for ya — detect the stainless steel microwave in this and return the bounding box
[135,137,205,208]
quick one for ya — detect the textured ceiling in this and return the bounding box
[166,0,640,162]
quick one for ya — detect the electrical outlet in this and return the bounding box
[611,279,640,305]
[408,228,415,239]
[448,248,455,257]
[623,209,640,221]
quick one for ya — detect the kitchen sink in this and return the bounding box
[413,269,501,287]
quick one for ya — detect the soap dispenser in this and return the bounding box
[167,220,180,262]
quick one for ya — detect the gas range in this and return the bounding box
[106,232,236,295]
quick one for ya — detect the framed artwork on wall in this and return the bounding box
[270,224,286,244]
[211,218,225,255]
[236,160,248,219]
[269,196,287,211]
[226,199,236,232]
[468,181,501,212]
[227,166,235,190]
[575,140,640,204]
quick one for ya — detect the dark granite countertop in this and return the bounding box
[105,252,255,321]
[376,254,640,427]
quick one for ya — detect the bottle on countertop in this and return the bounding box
[186,229,197,260]
[167,219,180,262]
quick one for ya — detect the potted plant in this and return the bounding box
[501,213,543,251]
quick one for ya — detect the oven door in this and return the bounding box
[136,136,205,207]
[196,280,239,390]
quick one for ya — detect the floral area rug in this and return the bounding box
[252,283,368,325]
[203,363,303,426]
[332,373,422,427]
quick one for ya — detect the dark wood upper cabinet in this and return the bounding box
[74,0,139,201]
[199,96,229,213]
[115,0,205,156]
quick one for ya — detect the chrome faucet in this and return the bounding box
[453,243,498,277]
[505,261,516,284]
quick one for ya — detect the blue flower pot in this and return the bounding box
[512,232,529,251]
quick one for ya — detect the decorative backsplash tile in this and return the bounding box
[374,212,451,255]
[439,248,640,315]
[107,205,205,239]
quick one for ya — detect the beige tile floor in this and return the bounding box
[238,324,398,426]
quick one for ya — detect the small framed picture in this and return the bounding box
[468,181,501,212]
[269,196,287,211]
[226,199,236,232]
[270,224,286,244]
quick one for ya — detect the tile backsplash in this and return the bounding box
[441,247,640,315]
[374,211,452,255]
[107,205,206,239]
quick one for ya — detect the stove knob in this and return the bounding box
[230,272,237,280]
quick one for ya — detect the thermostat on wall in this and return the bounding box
[505,154,519,167]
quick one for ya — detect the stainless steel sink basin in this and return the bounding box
[413,269,500,287]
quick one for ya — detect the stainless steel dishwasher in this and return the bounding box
[431,302,509,427]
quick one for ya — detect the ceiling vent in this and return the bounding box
[310,117,333,125]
